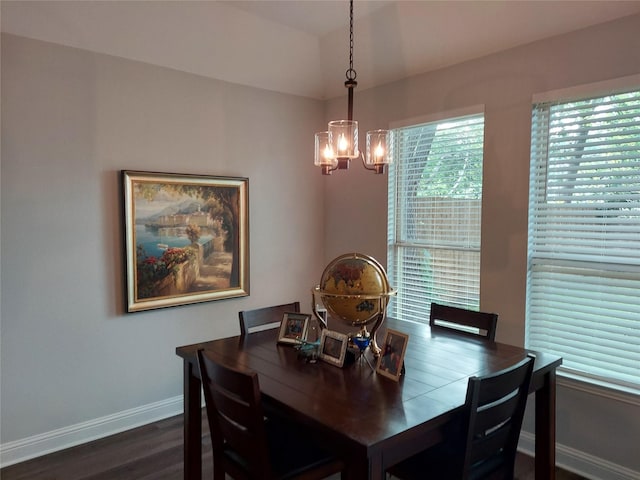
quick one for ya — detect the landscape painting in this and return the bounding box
[122,171,249,312]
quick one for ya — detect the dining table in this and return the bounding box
[176,317,562,480]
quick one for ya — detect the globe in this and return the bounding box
[312,253,396,356]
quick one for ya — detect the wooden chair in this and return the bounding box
[388,355,535,480]
[239,301,301,336]
[429,302,498,341]
[197,348,345,480]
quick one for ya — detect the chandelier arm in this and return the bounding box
[360,153,387,174]
[322,163,340,175]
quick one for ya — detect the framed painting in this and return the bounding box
[318,330,349,368]
[122,171,249,312]
[278,312,310,345]
[376,329,409,381]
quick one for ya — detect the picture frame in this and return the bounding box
[318,329,349,368]
[278,312,311,345]
[376,329,409,381]
[122,170,249,312]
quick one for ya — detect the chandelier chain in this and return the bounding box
[346,0,356,81]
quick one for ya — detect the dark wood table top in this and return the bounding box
[176,317,562,480]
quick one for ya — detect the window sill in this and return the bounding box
[557,370,640,406]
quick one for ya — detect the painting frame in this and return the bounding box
[278,312,311,345]
[376,329,409,381]
[122,170,249,312]
[318,329,349,368]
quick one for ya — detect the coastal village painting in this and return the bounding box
[122,171,249,312]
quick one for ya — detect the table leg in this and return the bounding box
[183,359,202,480]
[370,455,384,480]
[535,369,557,480]
[345,454,384,480]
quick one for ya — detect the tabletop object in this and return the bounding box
[312,252,396,355]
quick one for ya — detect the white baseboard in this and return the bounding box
[3,402,638,479]
[0,395,184,468]
[519,431,640,480]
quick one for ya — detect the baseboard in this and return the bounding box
[4,401,638,478]
[0,395,184,468]
[519,431,640,480]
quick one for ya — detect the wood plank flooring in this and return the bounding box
[1,411,586,480]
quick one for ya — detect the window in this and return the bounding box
[387,112,484,323]
[527,89,640,393]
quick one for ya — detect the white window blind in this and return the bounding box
[388,114,484,323]
[527,89,640,393]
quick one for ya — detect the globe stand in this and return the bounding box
[311,300,329,330]
[350,331,376,370]
[364,311,385,357]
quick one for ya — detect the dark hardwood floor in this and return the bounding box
[1,411,586,480]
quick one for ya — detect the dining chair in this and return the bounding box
[429,302,498,341]
[239,301,301,336]
[197,348,346,480]
[388,354,535,480]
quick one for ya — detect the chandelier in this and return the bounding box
[314,0,393,175]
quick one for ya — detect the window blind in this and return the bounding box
[527,90,640,393]
[388,114,484,323]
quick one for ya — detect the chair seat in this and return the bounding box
[390,446,510,480]
[220,418,342,480]
[388,440,461,479]
[267,420,343,479]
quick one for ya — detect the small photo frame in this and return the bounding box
[376,329,409,381]
[278,312,310,345]
[318,330,349,368]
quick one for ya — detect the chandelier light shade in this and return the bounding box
[365,129,394,173]
[314,131,338,174]
[329,120,359,159]
[314,0,391,176]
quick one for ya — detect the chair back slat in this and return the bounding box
[239,301,301,335]
[473,391,521,435]
[197,349,272,478]
[475,365,530,405]
[468,426,512,467]
[430,302,498,341]
[462,355,534,479]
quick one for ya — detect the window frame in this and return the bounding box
[387,107,485,323]
[526,79,640,396]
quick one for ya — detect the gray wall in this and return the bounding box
[323,13,640,478]
[1,33,326,454]
[2,13,640,479]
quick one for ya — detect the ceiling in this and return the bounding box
[2,1,640,99]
